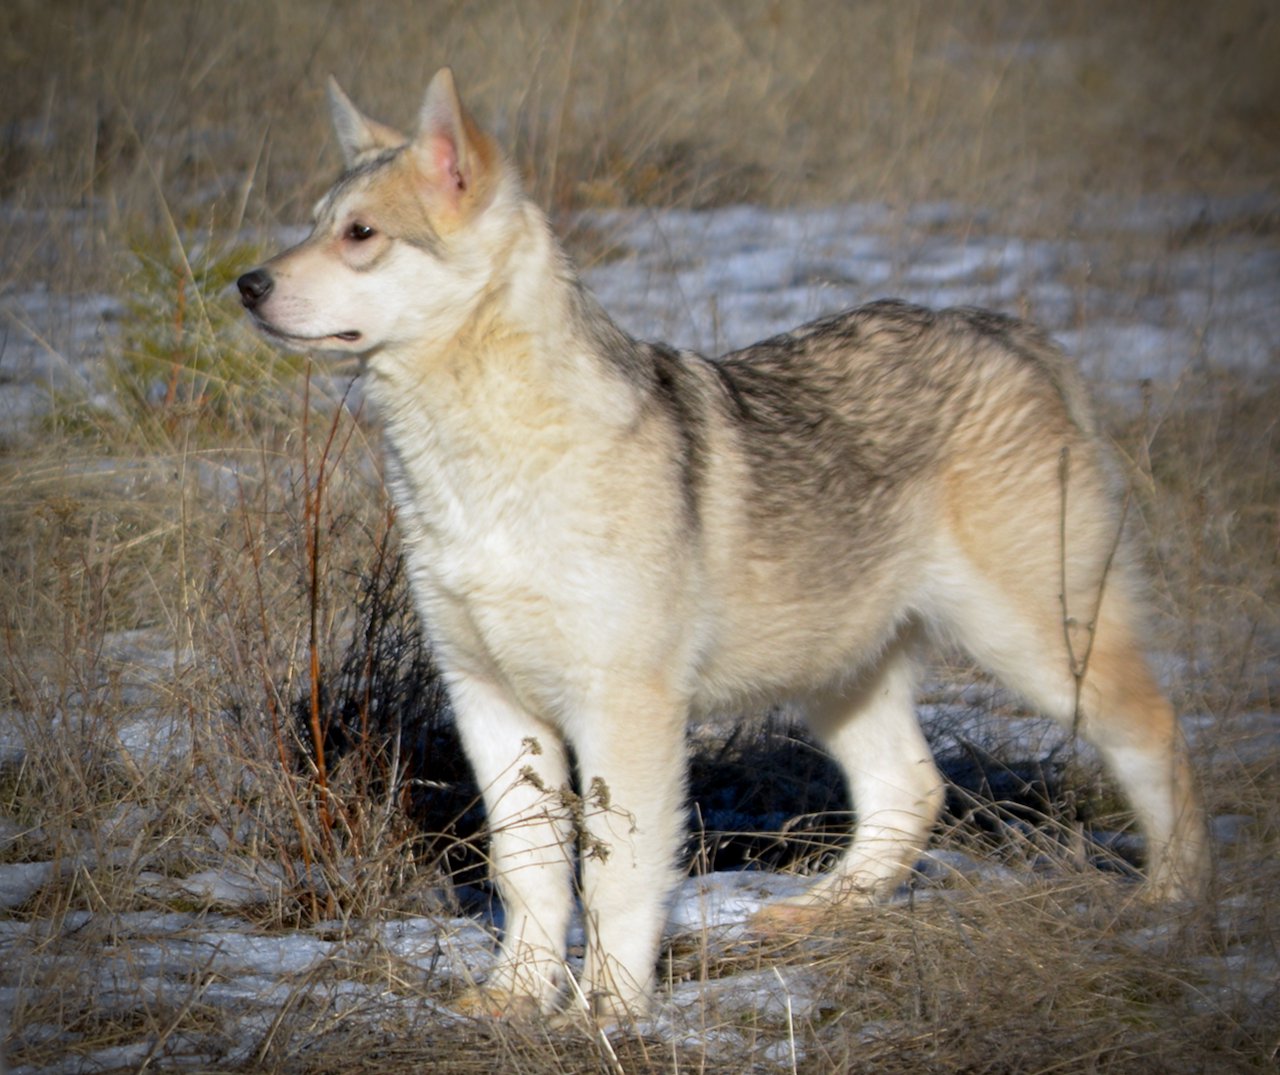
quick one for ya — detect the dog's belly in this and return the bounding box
[689,585,908,712]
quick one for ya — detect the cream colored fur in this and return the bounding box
[239,69,1208,1020]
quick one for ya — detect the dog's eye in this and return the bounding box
[346,222,375,241]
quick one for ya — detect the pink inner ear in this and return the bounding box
[426,132,466,194]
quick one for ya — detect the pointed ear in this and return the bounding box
[327,77,406,167]
[410,68,497,216]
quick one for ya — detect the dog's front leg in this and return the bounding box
[449,675,574,1016]
[570,684,688,1020]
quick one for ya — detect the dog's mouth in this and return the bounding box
[253,317,363,348]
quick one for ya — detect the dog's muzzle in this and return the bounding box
[237,269,273,311]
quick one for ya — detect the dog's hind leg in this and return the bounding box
[773,631,945,914]
[956,585,1207,900]
[449,675,575,1015]
[933,518,1208,901]
[1070,625,1207,901]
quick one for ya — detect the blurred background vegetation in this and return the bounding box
[2,0,1277,294]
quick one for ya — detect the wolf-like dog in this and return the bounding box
[238,69,1207,1020]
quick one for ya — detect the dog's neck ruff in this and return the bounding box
[363,202,647,443]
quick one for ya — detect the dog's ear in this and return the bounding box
[327,78,406,167]
[410,68,497,220]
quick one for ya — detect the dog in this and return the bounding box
[238,69,1207,1020]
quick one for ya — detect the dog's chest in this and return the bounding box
[380,420,621,682]
[385,427,567,578]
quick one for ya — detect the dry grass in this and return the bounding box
[3,0,1278,287]
[1,1,1278,1072]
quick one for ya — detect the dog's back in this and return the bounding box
[667,301,1115,711]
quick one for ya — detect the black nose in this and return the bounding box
[237,269,273,309]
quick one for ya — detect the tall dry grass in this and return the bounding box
[1,1,1277,1072]
[2,0,1277,284]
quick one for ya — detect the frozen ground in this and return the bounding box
[581,196,1280,391]
[1,196,1278,1071]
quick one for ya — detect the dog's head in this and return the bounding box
[237,69,514,358]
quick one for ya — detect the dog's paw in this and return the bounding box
[546,1005,605,1033]
[450,985,543,1021]
[547,990,648,1032]
[749,882,877,937]
[747,900,834,937]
